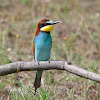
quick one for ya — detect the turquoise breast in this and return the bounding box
[34,31,52,61]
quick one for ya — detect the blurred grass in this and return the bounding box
[0,0,100,99]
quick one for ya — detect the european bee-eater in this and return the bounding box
[33,19,61,92]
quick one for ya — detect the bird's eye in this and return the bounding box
[40,23,47,28]
[44,23,47,25]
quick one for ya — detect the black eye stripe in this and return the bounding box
[47,23,51,25]
[40,23,51,28]
[40,24,44,28]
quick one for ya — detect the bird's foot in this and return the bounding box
[67,61,73,65]
[48,60,50,64]
[37,60,40,66]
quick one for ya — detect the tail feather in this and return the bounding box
[34,70,43,92]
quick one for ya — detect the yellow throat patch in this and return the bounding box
[40,25,53,32]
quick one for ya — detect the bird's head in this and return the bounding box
[35,19,62,36]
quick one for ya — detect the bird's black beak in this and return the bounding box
[51,21,62,25]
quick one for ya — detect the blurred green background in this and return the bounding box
[0,0,100,99]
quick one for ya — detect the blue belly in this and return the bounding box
[34,31,52,61]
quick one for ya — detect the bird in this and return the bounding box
[33,19,62,93]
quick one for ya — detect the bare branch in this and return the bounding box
[0,61,100,83]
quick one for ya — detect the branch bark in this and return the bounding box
[0,61,100,83]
